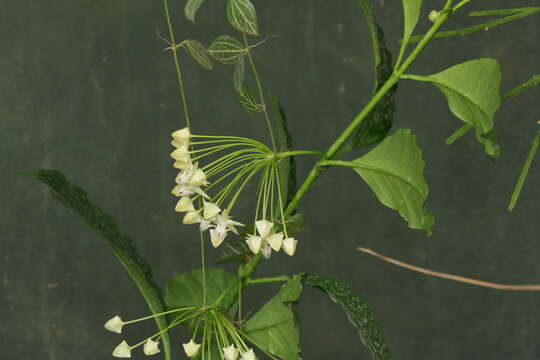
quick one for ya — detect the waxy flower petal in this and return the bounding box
[282,237,298,256]
[172,127,191,144]
[255,220,273,238]
[112,340,132,358]
[104,315,124,334]
[183,211,202,225]
[241,349,256,360]
[183,339,201,358]
[210,228,227,247]
[189,169,208,187]
[203,202,221,220]
[143,339,161,355]
[175,197,195,212]
[246,236,262,254]
[223,345,239,360]
[266,233,284,252]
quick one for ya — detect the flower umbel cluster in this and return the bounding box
[170,127,298,257]
[104,306,269,359]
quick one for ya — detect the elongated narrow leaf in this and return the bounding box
[208,35,246,65]
[164,268,237,308]
[233,55,245,91]
[183,39,213,70]
[305,275,392,360]
[184,0,206,22]
[509,131,540,211]
[270,95,297,207]
[353,129,434,235]
[398,0,423,60]
[227,0,259,36]
[236,85,264,113]
[26,170,171,360]
[348,1,396,150]
[244,274,303,360]
[406,58,502,158]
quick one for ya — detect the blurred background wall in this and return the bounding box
[1,0,539,359]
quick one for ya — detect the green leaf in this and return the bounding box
[280,213,305,237]
[233,55,245,91]
[509,131,540,211]
[208,35,246,65]
[236,85,264,113]
[244,274,303,360]
[405,58,502,158]
[352,129,434,235]
[271,95,297,207]
[348,1,396,149]
[226,0,259,36]
[397,0,423,64]
[182,39,214,70]
[184,0,206,23]
[26,170,171,360]
[305,275,392,360]
[164,268,237,309]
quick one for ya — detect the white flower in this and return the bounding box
[241,349,256,360]
[143,339,161,356]
[172,127,191,147]
[182,339,201,358]
[282,237,298,256]
[245,235,262,254]
[203,201,221,220]
[172,164,209,199]
[183,211,202,225]
[214,212,244,235]
[199,219,213,232]
[223,345,239,360]
[104,315,124,334]
[210,226,227,247]
[175,196,195,212]
[245,220,284,257]
[112,340,132,358]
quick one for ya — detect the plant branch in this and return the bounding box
[358,247,540,291]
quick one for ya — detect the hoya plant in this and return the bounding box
[22,1,540,359]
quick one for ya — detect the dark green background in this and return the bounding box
[1,0,539,359]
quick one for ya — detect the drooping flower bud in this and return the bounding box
[182,339,201,358]
[175,197,195,212]
[245,236,262,254]
[255,220,273,238]
[112,340,132,358]
[183,211,202,225]
[143,339,161,356]
[172,127,191,146]
[282,237,298,256]
[203,201,221,220]
[241,349,257,360]
[210,228,226,247]
[266,233,284,252]
[104,315,124,334]
[223,345,239,360]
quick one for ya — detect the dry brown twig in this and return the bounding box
[358,247,540,291]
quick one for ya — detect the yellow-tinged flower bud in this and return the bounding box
[223,345,239,360]
[104,315,124,334]
[282,237,298,256]
[245,236,262,254]
[172,127,191,145]
[175,197,195,212]
[203,201,221,220]
[183,211,201,225]
[266,233,284,252]
[241,349,257,360]
[143,339,161,356]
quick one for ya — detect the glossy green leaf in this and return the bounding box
[233,55,245,91]
[236,85,264,113]
[348,1,396,149]
[405,58,502,158]
[271,95,297,207]
[182,39,213,70]
[244,274,303,360]
[397,0,423,64]
[305,275,392,360]
[164,268,237,308]
[184,0,206,23]
[227,0,259,36]
[353,129,434,235]
[25,170,171,360]
[208,35,246,65]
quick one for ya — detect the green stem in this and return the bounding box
[200,231,207,307]
[445,124,473,145]
[508,131,540,211]
[503,73,540,100]
[276,150,324,158]
[163,0,191,128]
[245,276,290,285]
[243,34,277,151]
